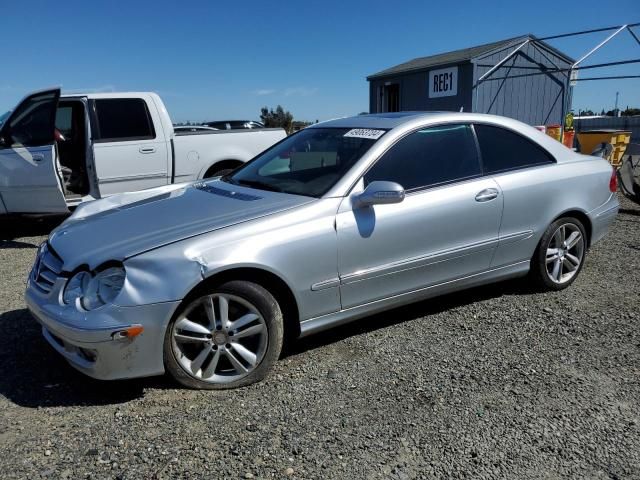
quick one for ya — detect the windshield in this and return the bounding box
[0,110,10,127]
[223,127,386,197]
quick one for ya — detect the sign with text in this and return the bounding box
[428,66,458,98]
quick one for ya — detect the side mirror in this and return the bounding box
[353,181,405,208]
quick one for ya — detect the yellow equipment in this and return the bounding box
[577,130,631,167]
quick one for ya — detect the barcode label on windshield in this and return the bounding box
[344,129,385,140]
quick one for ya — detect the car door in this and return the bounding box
[473,123,557,268]
[0,88,68,213]
[336,124,503,309]
[91,97,169,196]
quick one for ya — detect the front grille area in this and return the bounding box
[32,244,63,294]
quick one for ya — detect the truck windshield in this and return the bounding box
[223,127,386,197]
[0,110,10,127]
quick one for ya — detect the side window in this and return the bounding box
[474,124,555,174]
[364,124,481,191]
[55,106,73,136]
[94,99,155,142]
[4,90,59,147]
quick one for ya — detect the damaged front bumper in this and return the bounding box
[25,279,179,380]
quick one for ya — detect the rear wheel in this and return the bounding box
[208,168,233,177]
[204,161,242,178]
[530,217,587,290]
[164,281,283,389]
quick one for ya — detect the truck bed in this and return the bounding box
[173,128,285,137]
[172,127,287,182]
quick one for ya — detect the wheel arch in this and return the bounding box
[178,266,301,344]
[551,209,593,247]
[201,159,244,179]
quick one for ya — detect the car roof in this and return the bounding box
[61,92,154,99]
[311,112,453,129]
[308,111,577,165]
[206,120,261,124]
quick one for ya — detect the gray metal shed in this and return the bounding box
[367,35,575,126]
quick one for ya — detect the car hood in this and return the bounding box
[49,180,313,271]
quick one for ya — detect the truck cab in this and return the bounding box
[0,88,286,214]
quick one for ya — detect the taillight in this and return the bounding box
[609,167,618,193]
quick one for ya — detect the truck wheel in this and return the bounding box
[210,168,233,177]
[204,161,242,178]
[164,280,283,389]
[529,217,587,291]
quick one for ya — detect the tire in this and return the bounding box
[164,280,284,389]
[204,161,241,178]
[206,168,233,178]
[530,216,587,291]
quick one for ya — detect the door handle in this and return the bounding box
[475,188,499,202]
[139,147,156,154]
[32,154,44,162]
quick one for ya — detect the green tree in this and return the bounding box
[260,105,294,134]
[622,107,640,116]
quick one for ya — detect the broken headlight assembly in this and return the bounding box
[63,266,126,310]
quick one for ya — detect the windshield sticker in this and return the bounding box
[344,129,385,140]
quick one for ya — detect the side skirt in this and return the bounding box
[299,260,530,337]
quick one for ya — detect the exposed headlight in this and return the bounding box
[83,267,126,310]
[63,266,126,310]
[62,271,91,306]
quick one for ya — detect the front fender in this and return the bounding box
[115,198,343,322]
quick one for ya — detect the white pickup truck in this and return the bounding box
[0,88,286,214]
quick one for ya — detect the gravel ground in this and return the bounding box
[1,196,639,480]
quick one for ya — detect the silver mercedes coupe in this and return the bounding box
[26,112,619,389]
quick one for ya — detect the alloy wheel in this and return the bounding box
[171,293,268,383]
[545,223,585,284]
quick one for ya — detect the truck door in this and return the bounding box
[90,97,169,196]
[0,88,68,213]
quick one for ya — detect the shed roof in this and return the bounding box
[367,35,573,80]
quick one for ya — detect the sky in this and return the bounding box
[2,0,638,123]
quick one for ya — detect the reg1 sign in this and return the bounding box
[429,66,458,98]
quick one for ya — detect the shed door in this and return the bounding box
[383,84,400,112]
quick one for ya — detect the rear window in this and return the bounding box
[474,124,554,173]
[94,98,155,142]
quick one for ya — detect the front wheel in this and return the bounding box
[164,281,283,389]
[530,217,587,291]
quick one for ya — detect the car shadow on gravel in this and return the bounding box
[0,308,173,408]
[0,214,68,241]
[0,239,40,249]
[287,278,538,358]
[1,279,537,408]
[619,207,640,217]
